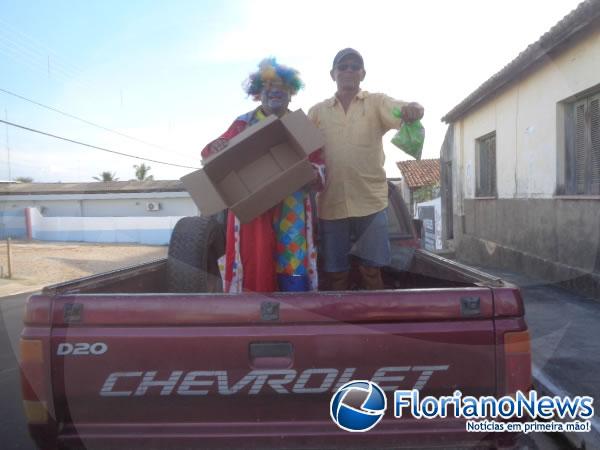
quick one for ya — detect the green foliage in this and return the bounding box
[93,171,119,182]
[133,163,153,181]
[413,183,440,204]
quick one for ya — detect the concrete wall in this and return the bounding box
[449,27,600,297]
[398,179,411,208]
[80,197,195,217]
[27,208,182,245]
[0,209,26,239]
[0,191,199,243]
[457,200,600,298]
[0,192,198,217]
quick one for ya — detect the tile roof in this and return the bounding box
[397,159,441,189]
[442,0,600,123]
[0,180,186,196]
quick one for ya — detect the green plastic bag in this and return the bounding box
[391,107,425,160]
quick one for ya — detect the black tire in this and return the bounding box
[167,216,226,293]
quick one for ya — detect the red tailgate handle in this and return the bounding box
[249,342,293,369]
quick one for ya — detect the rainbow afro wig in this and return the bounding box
[243,57,304,100]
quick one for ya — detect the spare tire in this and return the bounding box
[167,215,226,293]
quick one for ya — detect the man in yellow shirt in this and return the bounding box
[308,48,424,290]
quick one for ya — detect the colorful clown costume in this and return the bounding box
[201,107,325,293]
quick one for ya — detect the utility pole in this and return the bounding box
[4,108,10,181]
[6,238,12,279]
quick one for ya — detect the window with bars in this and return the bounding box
[565,93,600,195]
[476,132,497,197]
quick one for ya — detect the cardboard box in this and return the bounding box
[182,109,324,223]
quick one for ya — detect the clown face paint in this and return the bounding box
[260,81,291,116]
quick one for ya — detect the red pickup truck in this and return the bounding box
[19,183,531,450]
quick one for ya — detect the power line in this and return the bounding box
[0,118,199,170]
[0,22,196,166]
[0,31,88,88]
[0,29,188,158]
[0,18,88,82]
[0,87,173,152]
[1,141,85,173]
[0,24,134,112]
[0,35,116,101]
[0,43,52,82]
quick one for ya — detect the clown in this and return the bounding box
[201,58,325,293]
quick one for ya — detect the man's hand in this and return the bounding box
[305,163,324,193]
[401,102,424,123]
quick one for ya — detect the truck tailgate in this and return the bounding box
[50,288,497,429]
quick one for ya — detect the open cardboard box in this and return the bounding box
[182,109,324,223]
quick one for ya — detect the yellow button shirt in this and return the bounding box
[308,90,407,220]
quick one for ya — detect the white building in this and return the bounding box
[0,180,197,244]
[441,0,600,297]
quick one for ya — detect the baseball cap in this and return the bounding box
[332,48,364,69]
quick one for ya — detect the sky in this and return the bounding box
[0,0,585,182]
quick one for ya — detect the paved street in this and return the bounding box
[476,267,600,398]
[473,266,600,449]
[0,292,36,449]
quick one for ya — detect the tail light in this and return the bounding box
[20,338,49,424]
[504,330,532,396]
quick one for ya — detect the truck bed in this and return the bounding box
[20,250,531,450]
[40,248,503,296]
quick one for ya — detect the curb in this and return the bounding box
[0,286,43,299]
[533,366,600,449]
